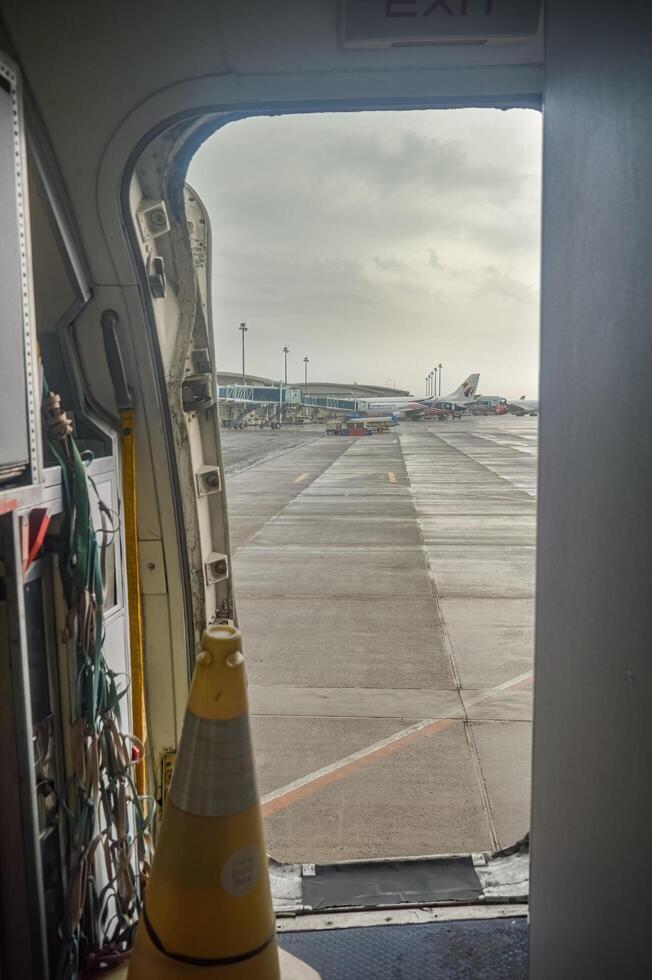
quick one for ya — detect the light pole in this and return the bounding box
[425,375,429,397]
[432,367,438,399]
[303,356,309,405]
[239,321,248,386]
[438,363,443,396]
[282,345,289,385]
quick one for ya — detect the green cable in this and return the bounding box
[41,381,154,979]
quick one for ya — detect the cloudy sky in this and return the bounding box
[189,108,541,399]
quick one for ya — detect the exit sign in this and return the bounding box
[341,0,541,48]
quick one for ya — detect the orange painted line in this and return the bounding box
[293,472,309,484]
[261,670,533,817]
[388,471,397,484]
[262,718,454,817]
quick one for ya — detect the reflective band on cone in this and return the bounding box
[128,624,281,978]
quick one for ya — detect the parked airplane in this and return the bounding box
[470,396,509,416]
[473,392,538,417]
[431,373,480,411]
[508,395,539,416]
[359,374,480,418]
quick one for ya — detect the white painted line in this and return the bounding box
[261,670,533,813]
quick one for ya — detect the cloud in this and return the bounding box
[473,267,537,304]
[189,108,541,398]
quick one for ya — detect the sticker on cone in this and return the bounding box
[221,846,260,897]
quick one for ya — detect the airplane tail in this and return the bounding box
[448,373,480,400]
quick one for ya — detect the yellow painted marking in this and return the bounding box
[388,471,397,484]
[121,408,147,795]
[293,472,309,484]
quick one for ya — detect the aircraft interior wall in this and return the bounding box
[529,2,652,977]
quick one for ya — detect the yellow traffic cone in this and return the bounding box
[128,624,281,978]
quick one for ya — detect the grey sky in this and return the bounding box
[189,108,541,399]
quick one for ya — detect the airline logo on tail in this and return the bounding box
[449,373,480,401]
[411,373,480,413]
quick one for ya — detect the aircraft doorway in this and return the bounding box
[187,107,541,864]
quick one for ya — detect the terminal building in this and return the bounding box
[216,372,411,400]
[216,372,412,427]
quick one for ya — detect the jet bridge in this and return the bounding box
[218,385,358,413]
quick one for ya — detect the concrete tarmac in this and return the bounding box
[221,424,323,474]
[225,417,537,863]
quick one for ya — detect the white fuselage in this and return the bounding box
[509,398,539,415]
[360,396,423,414]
